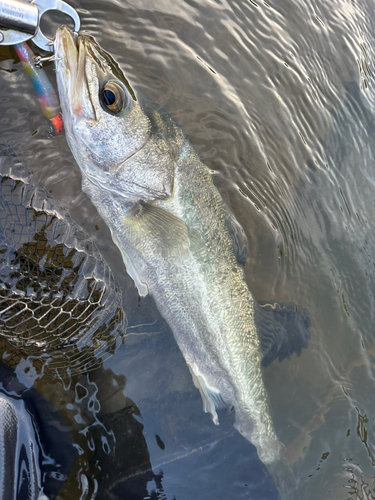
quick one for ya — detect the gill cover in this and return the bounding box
[55,26,177,203]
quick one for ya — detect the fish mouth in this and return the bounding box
[54,26,97,121]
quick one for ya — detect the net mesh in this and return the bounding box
[0,143,126,374]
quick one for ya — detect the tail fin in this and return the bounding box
[266,458,299,500]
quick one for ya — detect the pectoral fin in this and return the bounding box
[189,364,226,425]
[255,300,311,366]
[117,203,191,296]
[125,203,190,259]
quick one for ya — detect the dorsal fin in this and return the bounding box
[223,203,248,266]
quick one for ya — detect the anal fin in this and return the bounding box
[223,203,248,266]
[189,364,226,425]
[255,300,311,366]
[112,233,149,297]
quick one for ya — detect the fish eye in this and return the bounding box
[100,81,127,114]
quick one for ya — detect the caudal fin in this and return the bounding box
[266,458,299,500]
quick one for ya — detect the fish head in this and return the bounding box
[54,26,177,202]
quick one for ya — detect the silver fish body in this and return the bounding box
[54,26,306,498]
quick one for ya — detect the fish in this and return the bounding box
[54,26,310,498]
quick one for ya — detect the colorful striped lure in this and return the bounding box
[14,42,64,136]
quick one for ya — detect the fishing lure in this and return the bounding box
[14,42,64,135]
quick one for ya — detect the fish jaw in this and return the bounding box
[54,27,94,130]
[54,26,102,179]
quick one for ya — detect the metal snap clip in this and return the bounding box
[0,0,80,52]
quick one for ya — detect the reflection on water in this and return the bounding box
[0,339,167,499]
[0,0,375,498]
[0,362,77,499]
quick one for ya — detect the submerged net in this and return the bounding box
[0,143,126,374]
